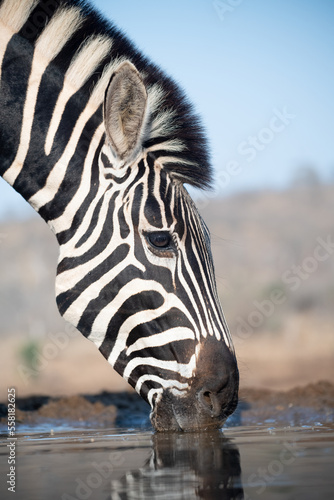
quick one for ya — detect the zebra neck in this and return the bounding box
[0,23,106,230]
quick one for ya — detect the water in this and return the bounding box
[1,423,333,499]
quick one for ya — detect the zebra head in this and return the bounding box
[55,62,238,431]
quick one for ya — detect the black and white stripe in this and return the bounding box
[0,0,238,430]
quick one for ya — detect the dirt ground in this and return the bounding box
[1,380,333,429]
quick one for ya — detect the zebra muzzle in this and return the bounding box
[150,339,239,432]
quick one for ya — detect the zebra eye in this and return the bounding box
[147,231,172,249]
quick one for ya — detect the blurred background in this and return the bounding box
[1,0,333,400]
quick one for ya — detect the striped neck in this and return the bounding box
[0,0,212,232]
[0,18,106,228]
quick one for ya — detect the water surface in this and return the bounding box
[1,423,333,499]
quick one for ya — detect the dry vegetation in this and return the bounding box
[0,185,333,400]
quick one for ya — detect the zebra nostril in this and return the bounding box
[199,388,226,418]
[198,370,232,417]
[202,391,213,411]
[203,391,211,404]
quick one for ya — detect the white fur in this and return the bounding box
[35,6,83,62]
[147,138,185,154]
[0,0,38,31]
[66,36,113,89]
[138,377,188,401]
[126,327,195,356]
[152,156,194,168]
[123,352,198,383]
[146,83,165,115]
[45,35,113,155]
[149,108,177,140]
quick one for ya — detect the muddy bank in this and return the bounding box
[237,379,334,426]
[1,380,333,430]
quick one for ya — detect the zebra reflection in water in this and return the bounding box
[110,432,243,499]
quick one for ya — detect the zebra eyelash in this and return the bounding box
[143,230,178,258]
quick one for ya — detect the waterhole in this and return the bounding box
[1,423,333,499]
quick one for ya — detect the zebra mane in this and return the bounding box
[0,0,212,189]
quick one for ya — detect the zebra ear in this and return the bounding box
[104,61,147,164]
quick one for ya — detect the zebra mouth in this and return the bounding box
[149,338,239,432]
[150,387,237,432]
[171,404,228,432]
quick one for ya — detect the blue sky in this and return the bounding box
[1,0,333,219]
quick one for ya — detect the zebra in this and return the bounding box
[0,0,239,431]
